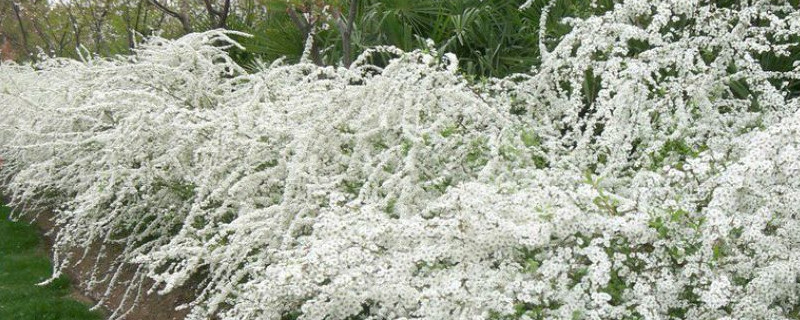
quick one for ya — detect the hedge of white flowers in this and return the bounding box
[1,0,799,319]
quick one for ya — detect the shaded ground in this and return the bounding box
[0,193,197,320]
[0,201,105,320]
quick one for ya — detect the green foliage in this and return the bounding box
[281,310,303,320]
[465,137,490,168]
[349,0,615,76]
[649,139,707,170]
[224,0,619,77]
[601,269,627,306]
[228,1,307,70]
[584,173,621,216]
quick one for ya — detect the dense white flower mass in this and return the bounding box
[1,0,799,319]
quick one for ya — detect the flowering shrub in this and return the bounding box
[1,1,799,319]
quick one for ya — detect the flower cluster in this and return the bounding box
[1,1,798,319]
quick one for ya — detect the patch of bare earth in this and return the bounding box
[3,193,199,320]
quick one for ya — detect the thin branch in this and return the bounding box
[218,0,230,29]
[201,0,231,29]
[148,0,179,19]
[148,0,191,33]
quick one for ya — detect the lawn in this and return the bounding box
[0,201,104,320]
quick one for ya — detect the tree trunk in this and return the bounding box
[11,2,30,57]
[335,0,359,67]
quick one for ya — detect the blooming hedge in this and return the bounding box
[1,1,799,319]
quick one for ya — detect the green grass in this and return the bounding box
[0,202,104,320]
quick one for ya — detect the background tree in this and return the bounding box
[148,0,193,33]
[3,0,796,84]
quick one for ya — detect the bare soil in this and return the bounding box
[1,191,198,320]
[33,213,196,320]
